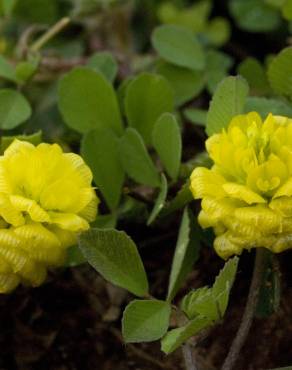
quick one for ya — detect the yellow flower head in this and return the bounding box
[190,112,292,259]
[0,140,98,293]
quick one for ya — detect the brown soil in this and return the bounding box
[0,246,291,370]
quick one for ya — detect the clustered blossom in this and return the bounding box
[0,140,98,293]
[190,112,292,259]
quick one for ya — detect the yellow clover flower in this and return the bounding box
[190,112,292,259]
[0,140,98,293]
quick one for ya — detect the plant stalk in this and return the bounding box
[182,343,199,370]
[30,17,70,52]
[221,248,266,370]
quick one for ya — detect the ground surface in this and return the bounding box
[0,242,291,370]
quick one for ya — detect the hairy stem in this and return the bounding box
[182,343,199,370]
[221,248,266,370]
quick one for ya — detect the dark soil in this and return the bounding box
[0,245,291,370]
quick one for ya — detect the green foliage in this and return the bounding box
[238,57,270,95]
[152,113,182,181]
[58,67,123,134]
[0,0,289,363]
[125,73,174,144]
[282,0,292,19]
[206,76,249,136]
[15,61,38,84]
[160,181,193,217]
[244,97,292,118]
[0,55,17,82]
[79,228,149,297]
[167,207,200,302]
[160,257,238,354]
[157,1,212,33]
[122,300,171,343]
[161,316,212,354]
[65,245,87,267]
[183,108,207,127]
[156,1,230,47]
[14,0,58,23]
[1,0,18,17]
[81,128,125,210]
[0,89,32,130]
[152,25,205,71]
[0,131,42,153]
[229,0,281,32]
[268,47,292,99]
[147,174,168,225]
[156,61,205,106]
[86,51,118,82]
[119,128,160,187]
[204,17,230,46]
[205,50,234,94]
[181,257,239,321]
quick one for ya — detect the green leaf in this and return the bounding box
[87,51,118,82]
[151,25,205,71]
[81,128,125,210]
[156,61,205,106]
[204,17,231,47]
[65,245,87,267]
[167,207,200,302]
[65,213,117,268]
[206,76,249,136]
[14,0,58,23]
[160,181,193,217]
[229,0,281,32]
[282,0,292,19]
[212,257,239,299]
[125,73,174,145]
[268,47,292,99]
[79,228,149,297]
[238,57,270,95]
[122,300,171,343]
[0,55,17,82]
[117,76,134,115]
[205,50,234,94]
[152,113,182,180]
[147,174,168,225]
[264,0,285,8]
[157,1,212,33]
[58,67,123,134]
[0,89,31,130]
[0,131,42,153]
[244,97,292,118]
[15,61,38,84]
[161,315,212,354]
[2,0,18,16]
[119,128,160,187]
[91,214,117,229]
[182,257,239,321]
[182,288,219,321]
[181,287,210,318]
[183,108,207,127]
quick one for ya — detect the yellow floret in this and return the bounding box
[0,140,98,293]
[190,112,292,258]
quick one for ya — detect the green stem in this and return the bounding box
[30,17,70,52]
[221,248,266,370]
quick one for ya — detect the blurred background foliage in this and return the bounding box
[0,0,292,228]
